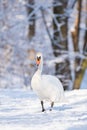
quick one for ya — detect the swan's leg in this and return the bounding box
[41,101,45,112]
[50,102,54,111]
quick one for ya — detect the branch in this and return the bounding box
[67,0,77,9]
[40,7,54,45]
[40,8,64,49]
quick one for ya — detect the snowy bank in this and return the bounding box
[0,88,87,130]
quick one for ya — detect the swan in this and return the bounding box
[31,52,64,112]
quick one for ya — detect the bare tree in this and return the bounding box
[26,0,35,40]
[73,0,87,89]
[71,0,82,51]
[52,0,68,56]
[52,0,69,89]
[83,0,87,55]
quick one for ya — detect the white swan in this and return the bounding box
[31,52,64,112]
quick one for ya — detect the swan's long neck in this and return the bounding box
[37,58,43,74]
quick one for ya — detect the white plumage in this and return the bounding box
[31,52,64,112]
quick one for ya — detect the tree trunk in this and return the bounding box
[52,0,68,90]
[71,0,82,51]
[52,0,68,56]
[83,0,87,55]
[73,59,87,89]
[26,0,35,40]
[73,0,87,89]
[83,29,87,54]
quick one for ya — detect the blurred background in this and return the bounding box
[0,0,87,90]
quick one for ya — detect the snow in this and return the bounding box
[0,88,87,130]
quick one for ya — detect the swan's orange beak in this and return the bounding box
[36,59,40,66]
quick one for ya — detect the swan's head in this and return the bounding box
[36,52,43,66]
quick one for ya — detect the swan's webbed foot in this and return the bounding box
[42,108,45,112]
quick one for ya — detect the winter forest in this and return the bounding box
[0,0,87,130]
[0,0,87,90]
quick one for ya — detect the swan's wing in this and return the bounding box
[42,75,63,88]
[42,75,64,101]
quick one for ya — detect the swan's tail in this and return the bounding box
[58,88,69,103]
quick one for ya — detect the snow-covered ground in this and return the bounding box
[0,88,87,130]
